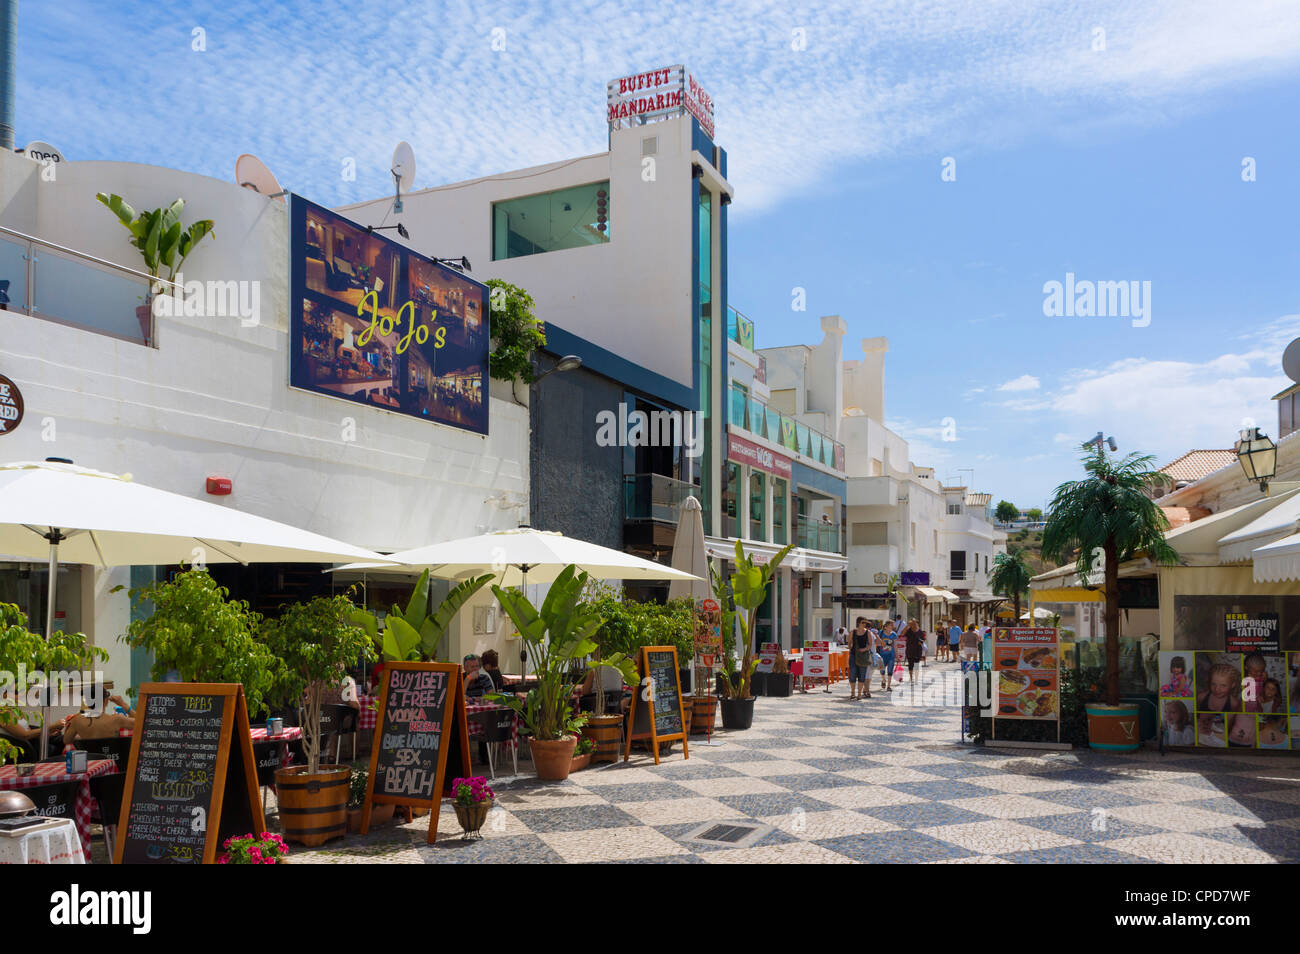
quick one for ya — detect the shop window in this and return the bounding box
[749,471,766,541]
[492,181,610,260]
[772,477,788,545]
[722,462,740,538]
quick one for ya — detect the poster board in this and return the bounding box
[756,642,780,673]
[1158,650,1293,749]
[623,646,689,765]
[1225,613,1280,654]
[802,640,831,691]
[693,598,722,693]
[991,628,1060,741]
[361,661,471,843]
[114,683,263,865]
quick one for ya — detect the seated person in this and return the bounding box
[480,649,505,690]
[463,654,495,699]
[315,669,360,711]
[62,697,136,747]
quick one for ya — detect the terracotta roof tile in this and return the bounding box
[1158,449,1236,485]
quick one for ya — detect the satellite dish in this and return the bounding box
[22,140,66,164]
[235,153,286,203]
[391,141,415,213]
[391,141,416,192]
[1283,337,1300,384]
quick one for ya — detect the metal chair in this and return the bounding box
[318,704,359,763]
[250,738,284,816]
[89,772,126,860]
[74,736,133,770]
[468,708,517,778]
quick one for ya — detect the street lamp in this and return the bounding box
[1236,427,1278,493]
[532,354,582,382]
[1083,432,1117,452]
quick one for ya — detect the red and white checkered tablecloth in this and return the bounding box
[0,759,117,862]
[358,695,518,750]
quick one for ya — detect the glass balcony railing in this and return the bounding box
[727,305,754,351]
[728,384,844,472]
[796,514,841,553]
[623,473,701,524]
[0,226,167,346]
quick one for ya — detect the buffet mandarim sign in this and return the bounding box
[607,65,715,139]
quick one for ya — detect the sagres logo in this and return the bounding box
[151,272,261,327]
[594,403,702,458]
[1042,272,1151,328]
[50,885,151,934]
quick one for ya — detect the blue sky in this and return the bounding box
[16,0,1300,507]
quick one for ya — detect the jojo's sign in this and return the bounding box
[0,374,23,434]
[727,433,793,479]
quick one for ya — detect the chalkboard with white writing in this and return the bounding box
[623,646,689,765]
[115,683,262,865]
[361,661,471,844]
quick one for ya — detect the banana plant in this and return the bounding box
[491,564,638,741]
[349,569,493,662]
[95,192,215,294]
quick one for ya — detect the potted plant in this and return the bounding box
[96,193,214,345]
[1041,445,1178,751]
[121,569,284,719]
[491,565,637,781]
[261,593,374,846]
[768,646,795,697]
[451,776,495,839]
[349,568,493,663]
[717,652,759,729]
[571,737,595,772]
[217,832,288,865]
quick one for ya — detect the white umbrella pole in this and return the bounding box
[40,531,62,760]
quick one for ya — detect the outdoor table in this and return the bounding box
[0,758,116,861]
[0,816,84,865]
[358,692,379,731]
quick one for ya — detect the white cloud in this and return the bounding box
[998,375,1041,392]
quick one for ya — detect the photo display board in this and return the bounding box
[362,661,470,843]
[1159,650,1296,749]
[992,627,1060,720]
[624,645,688,765]
[290,195,489,435]
[115,683,262,865]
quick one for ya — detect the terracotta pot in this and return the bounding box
[274,765,350,847]
[453,799,494,837]
[529,736,577,781]
[570,751,593,772]
[582,714,622,763]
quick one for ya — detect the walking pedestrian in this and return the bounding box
[902,620,924,682]
[848,616,874,700]
[948,619,962,662]
[877,620,897,692]
[937,618,950,662]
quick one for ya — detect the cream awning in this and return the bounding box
[1252,532,1300,582]
[914,586,959,603]
[1218,490,1300,564]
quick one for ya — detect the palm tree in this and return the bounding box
[989,548,1032,621]
[1041,445,1179,705]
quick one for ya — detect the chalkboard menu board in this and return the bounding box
[623,646,688,765]
[362,661,470,844]
[115,683,262,865]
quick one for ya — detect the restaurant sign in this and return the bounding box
[900,571,930,586]
[0,373,23,434]
[727,432,793,479]
[607,64,715,139]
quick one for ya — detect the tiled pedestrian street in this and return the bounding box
[264,661,1300,864]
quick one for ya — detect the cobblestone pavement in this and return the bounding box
[171,661,1300,864]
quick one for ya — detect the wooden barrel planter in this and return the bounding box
[1086,703,1142,752]
[274,765,350,846]
[583,714,623,763]
[690,696,718,734]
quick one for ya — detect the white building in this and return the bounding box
[0,147,529,689]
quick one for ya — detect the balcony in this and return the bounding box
[0,225,163,346]
[796,514,841,554]
[848,475,898,507]
[727,306,754,352]
[728,384,844,472]
[623,473,700,524]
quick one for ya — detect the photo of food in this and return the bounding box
[1000,670,1030,696]
[1019,646,1057,670]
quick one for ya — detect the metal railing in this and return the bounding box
[727,305,754,351]
[796,514,841,554]
[0,225,171,346]
[728,384,844,471]
[623,473,700,523]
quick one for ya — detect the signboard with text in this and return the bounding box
[1159,650,1294,748]
[803,640,831,681]
[992,628,1060,721]
[0,373,23,435]
[607,65,714,139]
[727,432,794,479]
[1225,612,1279,653]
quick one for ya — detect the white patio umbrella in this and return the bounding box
[336,527,701,679]
[667,497,711,603]
[0,460,394,754]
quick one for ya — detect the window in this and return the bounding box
[852,522,888,545]
[871,459,883,477]
[933,529,939,553]
[772,478,788,545]
[947,503,962,516]
[749,471,766,541]
[492,181,610,260]
[721,462,740,538]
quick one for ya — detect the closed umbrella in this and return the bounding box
[667,496,711,602]
[0,459,394,754]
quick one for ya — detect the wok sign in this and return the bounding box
[0,374,23,434]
